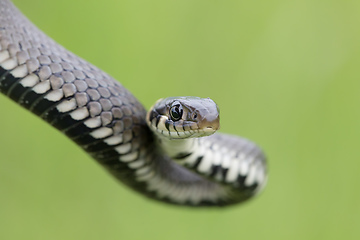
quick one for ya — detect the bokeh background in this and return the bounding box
[1,0,360,239]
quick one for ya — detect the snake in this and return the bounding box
[0,0,267,206]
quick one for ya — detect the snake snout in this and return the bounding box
[199,116,220,133]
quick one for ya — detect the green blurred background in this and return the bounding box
[1,0,360,239]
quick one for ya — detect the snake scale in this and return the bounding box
[0,0,267,206]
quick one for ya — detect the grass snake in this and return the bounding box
[0,0,267,206]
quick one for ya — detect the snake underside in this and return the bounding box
[0,0,267,206]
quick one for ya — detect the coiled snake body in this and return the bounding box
[0,0,267,206]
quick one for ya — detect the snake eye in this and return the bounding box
[170,105,183,121]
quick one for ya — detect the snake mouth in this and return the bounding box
[204,126,218,133]
[196,126,217,137]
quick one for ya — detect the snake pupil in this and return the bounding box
[170,106,182,121]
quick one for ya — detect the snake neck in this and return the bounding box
[144,134,230,205]
[156,136,219,173]
[151,133,268,204]
[156,136,198,160]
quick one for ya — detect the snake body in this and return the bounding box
[0,0,267,206]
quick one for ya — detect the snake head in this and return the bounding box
[146,96,220,139]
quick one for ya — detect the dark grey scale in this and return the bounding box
[124,129,139,144]
[90,148,122,160]
[204,199,226,206]
[97,157,125,167]
[7,82,30,101]
[19,87,49,109]
[155,115,161,127]
[51,112,85,131]
[235,184,259,200]
[236,175,247,189]
[11,81,39,105]
[191,156,204,169]
[111,169,140,185]
[29,88,68,115]
[64,122,93,139]
[173,122,181,135]
[32,98,62,116]
[83,138,123,154]
[83,140,114,153]
[41,105,66,122]
[235,174,259,195]
[109,170,148,193]
[174,152,192,160]
[0,68,17,94]
[221,167,229,180]
[147,108,159,123]
[72,133,100,146]
[90,153,123,165]
[209,165,222,178]
[48,101,91,129]
[164,119,170,132]
[132,124,150,138]
[246,183,259,193]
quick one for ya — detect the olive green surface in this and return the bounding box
[1,0,360,239]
